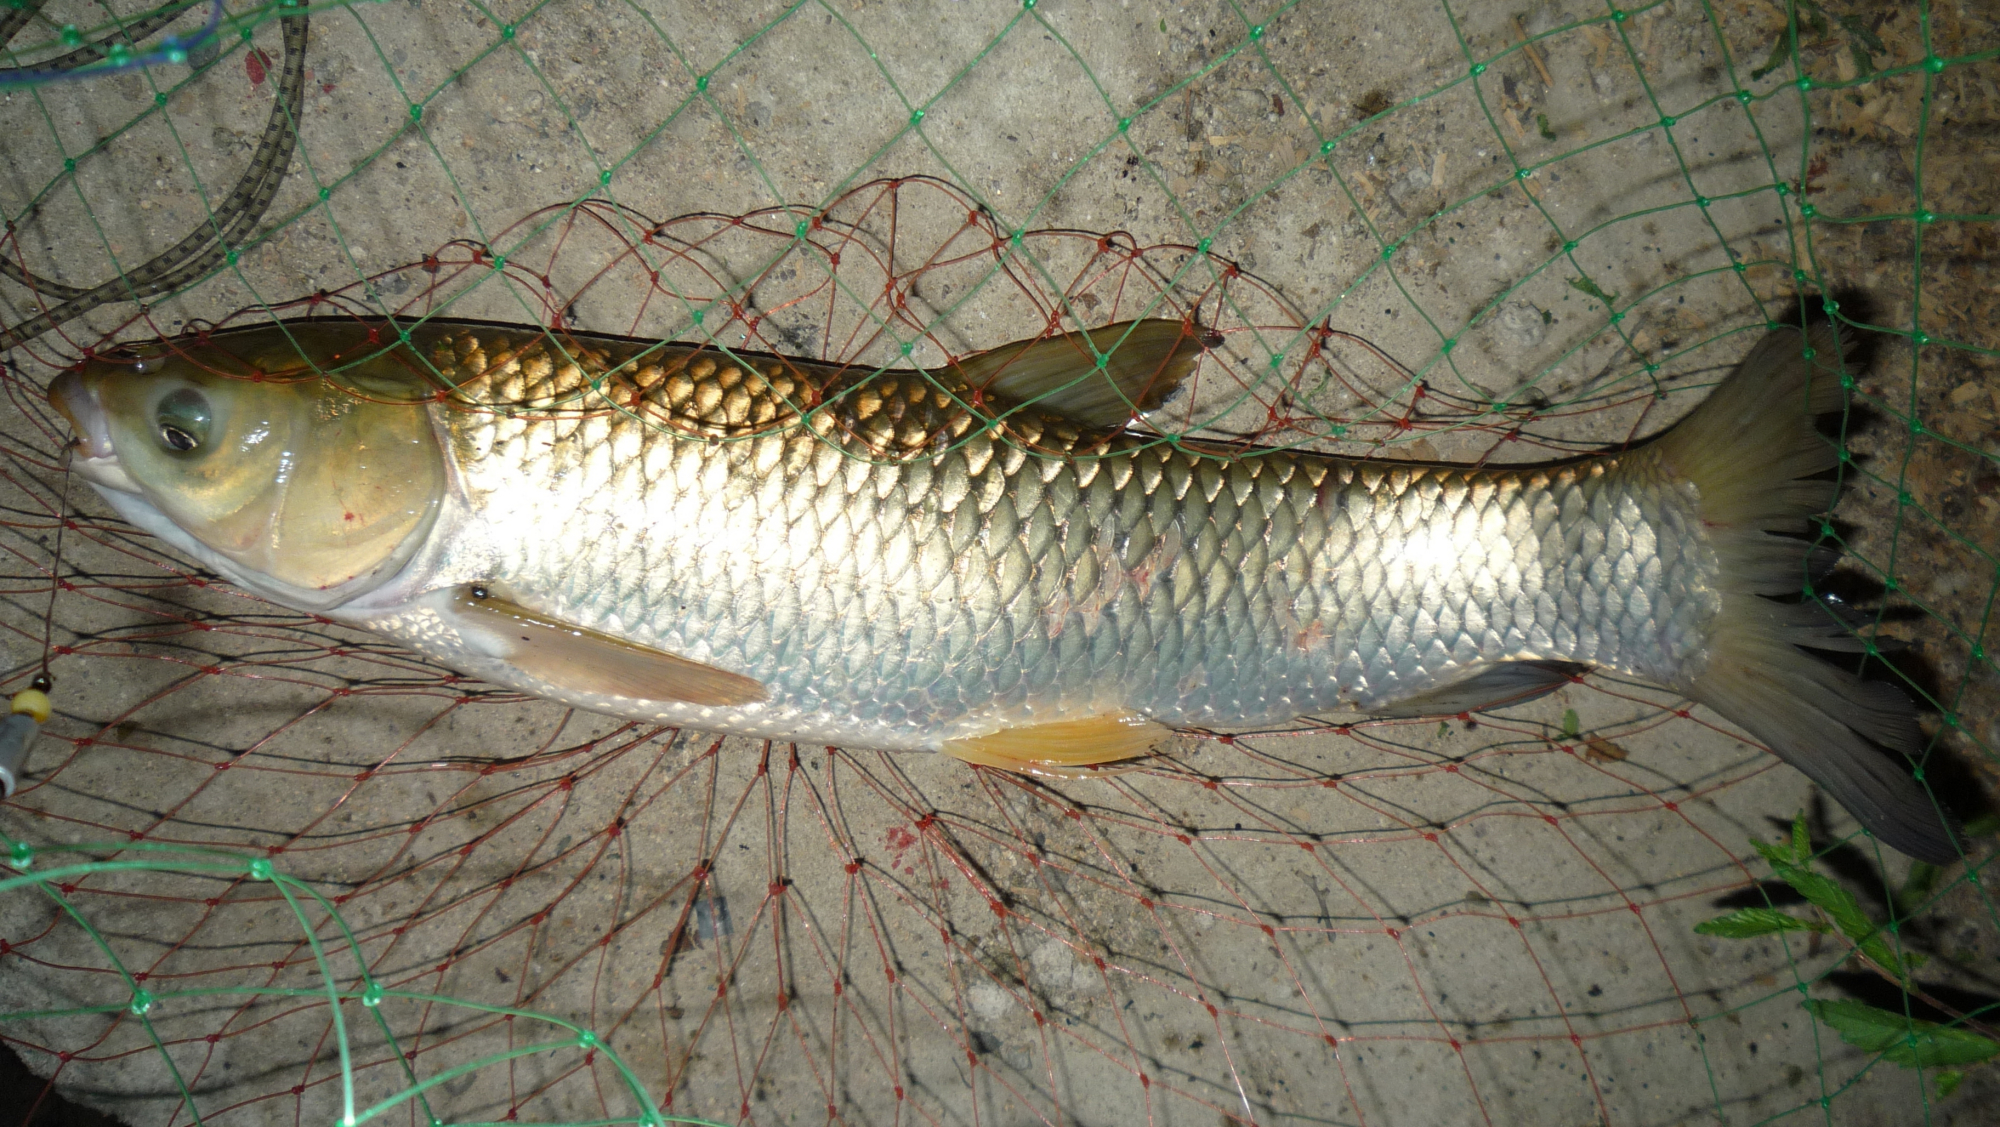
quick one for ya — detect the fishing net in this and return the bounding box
[1,1,1995,1124]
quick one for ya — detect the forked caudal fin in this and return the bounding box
[1655,324,1961,863]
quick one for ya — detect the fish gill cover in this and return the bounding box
[0,1,1996,1125]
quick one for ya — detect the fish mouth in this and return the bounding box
[49,370,139,493]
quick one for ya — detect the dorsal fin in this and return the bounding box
[948,319,1209,429]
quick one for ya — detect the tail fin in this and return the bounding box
[1656,325,1961,863]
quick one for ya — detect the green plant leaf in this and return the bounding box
[1561,709,1579,739]
[1770,860,1923,983]
[1937,1070,1964,1099]
[1566,276,1618,308]
[1749,36,1791,81]
[1536,112,1555,141]
[1791,810,1810,866]
[1694,907,1823,938]
[1896,860,1940,915]
[1803,999,2000,1069]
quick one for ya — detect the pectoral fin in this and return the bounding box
[451,585,768,707]
[1367,661,1586,719]
[942,712,1171,779]
[951,319,1210,429]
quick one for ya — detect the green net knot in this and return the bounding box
[695,74,709,92]
[1610,8,1626,22]
[1659,115,1676,127]
[1800,347,1816,360]
[1796,76,1814,92]
[1441,337,1456,354]
[1094,353,1109,368]
[165,48,185,65]
[1514,168,1529,181]
[1470,62,1486,76]
[1790,268,1807,283]
[62,157,75,172]
[1608,310,1624,323]
[1735,90,1753,105]
[1913,331,1931,346]
[154,92,168,107]
[1798,202,1817,219]
[692,308,704,325]
[1250,24,1265,39]
[1117,117,1131,133]
[1908,417,1925,436]
[107,42,132,66]
[1022,0,1035,8]
[409,104,423,122]
[1010,229,1024,246]
[1923,54,1945,73]
[248,857,274,881]
[1839,371,1854,390]
[239,26,252,41]
[577,1029,600,1049]
[1944,713,1961,729]
[1694,196,1709,209]
[7,841,28,869]
[361,983,385,1007]
[1320,140,1336,154]
[129,989,154,1015]
[1732,261,1746,273]
[1197,238,1212,254]
[1562,240,1577,252]
[901,341,915,356]
[1972,644,1985,662]
[1644,362,1660,373]
[909,109,924,125]
[398,328,412,342]
[1328,424,1347,437]
[59,23,81,47]
[1380,242,1396,259]
[318,187,329,200]
[1836,447,1852,463]
[501,23,514,39]
[795,221,809,237]
[225,249,238,265]
[1917,209,1936,224]
[599,170,613,186]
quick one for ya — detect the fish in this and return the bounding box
[47,315,1961,861]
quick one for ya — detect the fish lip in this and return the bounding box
[48,369,140,493]
[49,370,115,460]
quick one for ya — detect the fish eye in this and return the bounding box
[154,387,213,455]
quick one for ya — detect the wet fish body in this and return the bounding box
[51,317,1960,860]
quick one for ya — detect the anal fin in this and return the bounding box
[942,712,1171,779]
[451,585,768,707]
[1367,661,1586,719]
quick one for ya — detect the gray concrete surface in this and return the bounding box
[2,1,1996,1125]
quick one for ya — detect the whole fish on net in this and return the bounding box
[46,315,1961,861]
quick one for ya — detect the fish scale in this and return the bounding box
[406,324,1716,747]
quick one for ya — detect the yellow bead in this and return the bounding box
[10,689,50,725]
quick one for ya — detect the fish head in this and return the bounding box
[49,328,446,604]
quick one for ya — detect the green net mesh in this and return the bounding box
[1,0,1995,1124]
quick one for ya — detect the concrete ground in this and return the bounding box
[2,1,1997,1125]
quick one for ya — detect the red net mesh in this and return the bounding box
[0,178,1984,1127]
